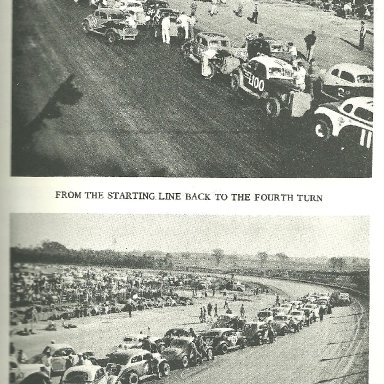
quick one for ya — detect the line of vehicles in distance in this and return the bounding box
[11,291,352,384]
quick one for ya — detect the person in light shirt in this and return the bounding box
[294,62,306,91]
[177,12,190,40]
[161,13,171,44]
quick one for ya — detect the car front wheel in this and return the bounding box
[220,343,228,354]
[126,372,139,384]
[82,20,91,34]
[264,97,281,118]
[160,362,171,377]
[181,355,189,368]
[106,31,117,45]
[206,348,214,360]
[314,117,332,142]
[230,73,240,93]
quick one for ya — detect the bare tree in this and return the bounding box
[212,249,224,266]
[276,252,289,269]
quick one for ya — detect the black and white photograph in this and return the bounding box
[9,214,369,384]
[11,0,373,177]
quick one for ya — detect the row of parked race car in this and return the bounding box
[12,291,352,384]
[80,0,373,154]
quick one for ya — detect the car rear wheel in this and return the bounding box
[106,31,117,45]
[181,355,189,368]
[314,118,332,142]
[230,73,240,93]
[206,348,213,360]
[264,97,281,118]
[220,343,228,354]
[82,20,91,34]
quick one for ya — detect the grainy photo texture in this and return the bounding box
[12,0,373,177]
[9,215,369,383]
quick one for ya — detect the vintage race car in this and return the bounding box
[28,343,79,376]
[272,315,297,335]
[119,1,149,25]
[256,310,274,323]
[313,97,373,151]
[82,8,138,44]
[106,349,170,384]
[290,310,305,328]
[242,321,268,345]
[62,365,108,384]
[162,328,191,347]
[279,303,293,315]
[10,357,45,384]
[161,337,213,368]
[112,334,164,353]
[200,328,247,354]
[182,32,247,79]
[230,55,312,118]
[246,37,292,63]
[316,63,373,101]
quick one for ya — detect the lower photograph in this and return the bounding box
[9,214,369,384]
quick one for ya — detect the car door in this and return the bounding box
[130,355,144,376]
[243,61,266,95]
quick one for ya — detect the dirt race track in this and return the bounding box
[10,277,369,384]
[12,0,372,177]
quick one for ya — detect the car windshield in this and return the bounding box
[258,312,271,317]
[108,354,132,365]
[270,44,284,52]
[356,74,373,84]
[269,67,293,79]
[291,312,302,316]
[123,337,139,342]
[275,316,287,321]
[64,371,90,383]
[202,331,221,337]
[170,339,189,348]
[111,13,124,19]
[209,40,228,48]
[127,2,141,6]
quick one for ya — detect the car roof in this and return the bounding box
[63,364,102,378]
[249,55,293,70]
[110,349,146,357]
[47,343,74,351]
[207,327,235,332]
[329,63,373,75]
[97,8,124,15]
[198,32,229,40]
[341,97,373,112]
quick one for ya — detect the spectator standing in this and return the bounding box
[359,21,367,50]
[294,62,306,91]
[307,58,320,99]
[249,1,259,24]
[214,303,218,317]
[161,13,171,44]
[234,0,244,17]
[304,30,316,61]
[319,306,325,321]
[287,42,297,65]
[240,304,245,318]
[190,0,197,15]
[177,12,190,40]
[209,0,218,16]
[189,13,197,40]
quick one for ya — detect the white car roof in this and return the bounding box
[250,55,293,71]
[63,365,102,380]
[329,63,373,76]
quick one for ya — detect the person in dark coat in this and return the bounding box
[304,31,317,61]
[319,306,325,321]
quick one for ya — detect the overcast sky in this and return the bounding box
[10,214,369,259]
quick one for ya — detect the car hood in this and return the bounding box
[162,348,184,359]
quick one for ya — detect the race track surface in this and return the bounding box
[11,277,369,384]
[12,0,371,177]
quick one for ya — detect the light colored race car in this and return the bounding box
[62,365,108,384]
[182,32,247,80]
[257,310,274,323]
[279,303,293,315]
[304,304,319,320]
[312,96,373,150]
[119,1,149,25]
[106,349,170,384]
[112,334,164,353]
[201,327,247,354]
[9,357,45,384]
[28,343,80,376]
[230,55,312,118]
[290,310,305,329]
[82,8,139,45]
[316,63,373,101]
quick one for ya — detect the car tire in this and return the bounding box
[160,362,171,377]
[230,73,241,93]
[240,339,247,349]
[206,348,214,360]
[82,20,91,34]
[181,355,189,368]
[157,344,165,354]
[264,97,281,118]
[314,117,332,142]
[127,372,139,384]
[220,343,228,354]
[106,31,117,45]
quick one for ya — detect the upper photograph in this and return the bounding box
[12,0,373,177]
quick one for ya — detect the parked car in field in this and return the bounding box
[330,291,352,306]
[312,97,373,151]
[28,344,79,376]
[120,1,149,25]
[10,357,45,384]
[82,8,138,45]
[242,321,268,345]
[182,32,247,79]
[290,310,305,329]
[230,55,312,118]
[304,304,319,319]
[62,365,108,384]
[316,63,373,101]
[256,310,274,323]
[279,303,293,315]
[200,328,247,354]
[112,334,164,353]
[106,349,170,383]
[161,337,213,368]
[162,328,191,347]
[272,315,296,335]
